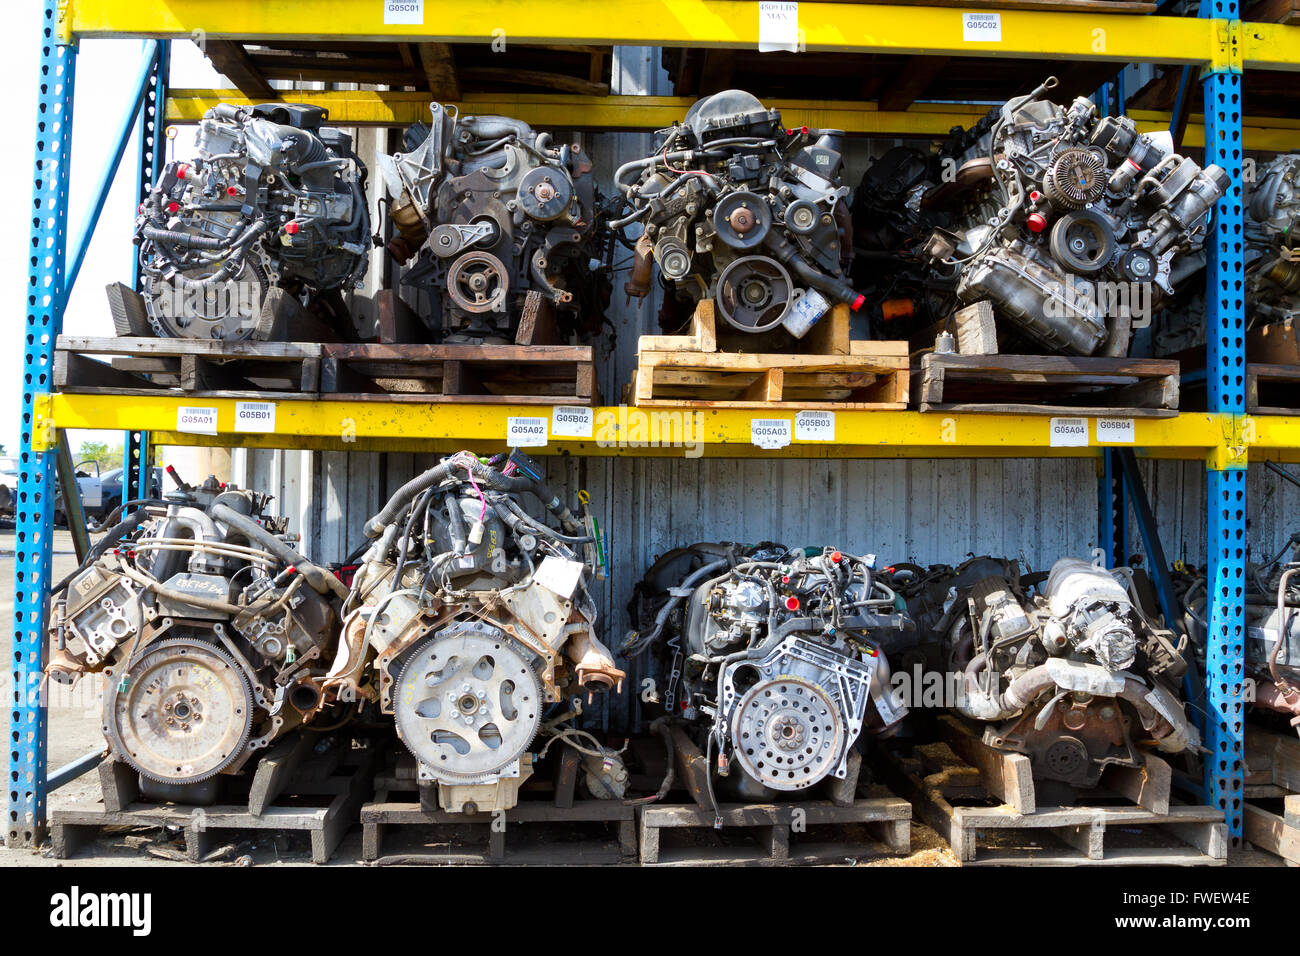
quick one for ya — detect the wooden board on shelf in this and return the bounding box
[1247,363,1300,416]
[913,352,1180,416]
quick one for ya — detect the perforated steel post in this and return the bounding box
[8,0,76,846]
[125,42,168,509]
[1202,4,1246,841]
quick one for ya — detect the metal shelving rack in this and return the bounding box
[10,0,1288,848]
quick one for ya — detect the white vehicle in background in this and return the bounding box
[0,456,17,520]
[52,460,103,526]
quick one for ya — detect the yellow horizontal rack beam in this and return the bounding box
[41,393,1241,461]
[60,0,1291,68]
[164,90,1300,152]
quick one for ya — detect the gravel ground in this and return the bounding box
[0,529,1279,868]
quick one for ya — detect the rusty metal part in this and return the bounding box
[989,693,1141,789]
[624,232,655,300]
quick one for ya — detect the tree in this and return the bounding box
[76,440,123,470]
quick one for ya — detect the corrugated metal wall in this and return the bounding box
[210,48,1299,729]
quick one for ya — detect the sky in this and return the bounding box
[1,6,220,457]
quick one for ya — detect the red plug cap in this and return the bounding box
[800,126,810,134]
[830,551,843,563]
[785,596,800,611]
[284,222,300,235]
[1029,190,1041,203]
[1026,213,1048,234]
[166,201,180,214]
[226,185,239,197]
[177,164,189,179]
[851,294,866,311]
[781,575,791,584]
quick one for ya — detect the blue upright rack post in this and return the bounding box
[8,0,76,847]
[125,41,169,510]
[1202,1,1247,842]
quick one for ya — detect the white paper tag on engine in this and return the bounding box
[506,416,548,447]
[234,400,276,433]
[535,555,585,599]
[550,406,594,438]
[751,418,792,449]
[1049,417,1089,447]
[383,0,424,25]
[1095,417,1136,444]
[758,1,800,52]
[794,410,835,442]
[962,12,1002,41]
[176,405,218,435]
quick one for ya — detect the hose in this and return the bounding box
[210,502,348,600]
[625,558,730,655]
[624,717,676,806]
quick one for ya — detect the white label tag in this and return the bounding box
[962,11,1002,41]
[550,406,594,438]
[751,418,792,449]
[506,416,549,447]
[176,406,218,435]
[794,410,835,442]
[1049,417,1090,447]
[1095,418,1136,444]
[233,401,276,433]
[534,555,586,599]
[759,1,800,52]
[383,0,424,25]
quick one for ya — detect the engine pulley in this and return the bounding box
[716,255,794,333]
[1049,209,1117,276]
[447,250,510,314]
[712,190,773,250]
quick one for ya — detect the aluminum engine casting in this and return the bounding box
[379,104,610,342]
[1247,153,1300,324]
[46,474,351,799]
[627,543,912,802]
[936,557,1198,792]
[337,450,624,813]
[617,90,863,345]
[918,76,1228,355]
[134,103,370,341]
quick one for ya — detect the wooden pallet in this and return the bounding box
[361,748,635,864]
[882,717,1226,865]
[1246,0,1300,23]
[55,336,597,405]
[1247,363,1300,416]
[913,352,1180,416]
[51,735,378,864]
[629,301,909,408]
[634,723,910,865]
[1244,724,1300,864]
[638,796,911,866]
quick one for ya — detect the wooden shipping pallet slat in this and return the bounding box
[1247,363,1300,416]
[54,336,598,405]
[51,739,378,864]
[881,718,1226,865]
[914,352,1180,416]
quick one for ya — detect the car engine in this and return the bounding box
[617,90,863,346]
[133,103,370,341]
[914,76,1229,355]
[46,474,351,800]
[627,543,912,802]
[335,450,625,812]
[1177,535,1300,730]
[1246,153,1300,324]
[935,557,1199,795]
[378,104,610,343]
